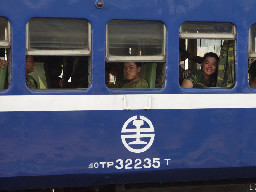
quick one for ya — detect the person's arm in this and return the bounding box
[181,79,193,88]
[189,55,203,64]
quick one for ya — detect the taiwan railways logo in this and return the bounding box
[121,115,155,153]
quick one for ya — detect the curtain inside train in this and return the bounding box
[216,40,236,88]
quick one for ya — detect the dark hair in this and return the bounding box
[249,60,256,79]
[135,62,141,67]
[202,52,219,63]
[123,62,141,68]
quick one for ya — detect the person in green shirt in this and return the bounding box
[0,56,38,89]
[26,56,38,89]
[111,62,149,88]
[181,52,219,88]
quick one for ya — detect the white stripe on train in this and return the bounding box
[0,94,255,111]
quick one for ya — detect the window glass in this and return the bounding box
[180,22,236,39]
[0,17,9,43]
[179,22,236,89]
[249,24,256,58]
[106,20,166,61]
[26,18,91,89]
[27,18,91,54]
[0,17,11,89]
[106,20,166,89]
[248,24,256,88]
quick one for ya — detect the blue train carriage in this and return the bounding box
[1,0,256,191]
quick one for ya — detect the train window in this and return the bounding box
[180,22,236,39]
[249,24,256,58]
[0,17,10,44]
[0,17,11,89]
[105,20,166,89]
[248,24,256,88]
[26,18,91,89]
[179,22,236,89]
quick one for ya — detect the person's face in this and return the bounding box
[202,56,217,77]
[123,62,140,82]
[26,56,35,74]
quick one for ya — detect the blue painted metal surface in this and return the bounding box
[1,0,256,190]
[1,109,256,174]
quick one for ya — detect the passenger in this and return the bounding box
[249,60,256,88]
[60,57,88,88]
[181,52,219,88]
[0,58,8,88]
[179,49,185,85]
[179,50,193,84]
[121,62,149,88]
[26,55,38,89]
[0,57,37,89]
[110,62,149,88]
[48,63,62,88]
[0,58,8,69]
[179,48,204,85]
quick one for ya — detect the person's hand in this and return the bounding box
[59,78,68,88]
[0,59,8,69]
[183,70,191,78]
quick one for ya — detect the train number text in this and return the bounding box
[88,158,171,170]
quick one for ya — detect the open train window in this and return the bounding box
[0,17,11,89]
[179,22,236,89]
[26,18,91,89]
[248,24,256,88]
[105,20,166,89]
